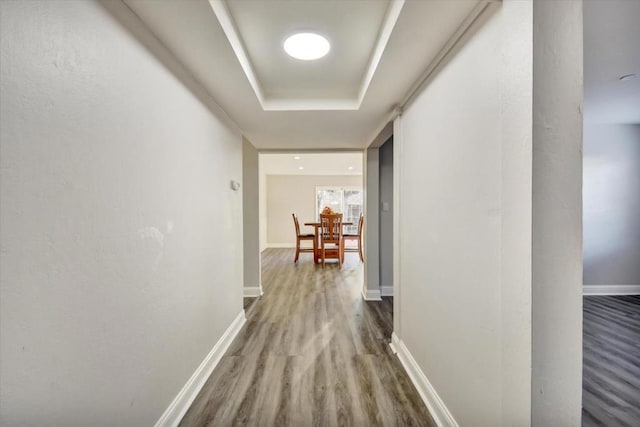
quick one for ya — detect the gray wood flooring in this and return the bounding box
[582,295,640,427]
[180,249,435,426]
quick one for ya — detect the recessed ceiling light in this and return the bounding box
[284,33,330,61]
[293,156,301,160]
[619,73,637,81]
[298,166,304,170]
[347,166,354,170]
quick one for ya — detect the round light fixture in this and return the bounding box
[293,156,301,160]
[298,166,305,170]
[619,73,637,82]
[284,33,330,61]
[347,166,354,170]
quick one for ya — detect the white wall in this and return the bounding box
[396,1,583,425]
[399,9,503,425]
[396,2,535,425]
[531,1,583,425]
[583,124,640,286]
[266,175,362,247]
[0,1,243,425]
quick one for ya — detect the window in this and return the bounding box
[316,186,363,234]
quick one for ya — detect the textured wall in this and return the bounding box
[399,8,503,425]
[0,1,243,425]
[397,2,536,425]
[531,0,583,425]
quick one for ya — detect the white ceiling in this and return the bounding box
[124,0,484,149]
[260,152,363,176]
[584,0,640,125]
[220,0,394,108]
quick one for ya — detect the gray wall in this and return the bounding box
[243,138,261,292]
[583,124,640,286]
[364,147,380,297]
[379,139,393,292]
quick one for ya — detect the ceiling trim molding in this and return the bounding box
[208,0,265,105]
[357,0,405,107]
[209,0,405,112]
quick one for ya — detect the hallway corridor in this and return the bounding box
[179,249,434,426]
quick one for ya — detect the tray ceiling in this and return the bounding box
[124,0,487,149]
[212,0,402,111]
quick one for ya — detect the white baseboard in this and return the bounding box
[243,285,263,297]
[266,243,296,248]
[391,333,459,427]
[361,287,382,301]
[154,310,246,427]
[380,285,394,297]
[583,284,640,295]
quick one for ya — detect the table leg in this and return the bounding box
[313,225,320,264]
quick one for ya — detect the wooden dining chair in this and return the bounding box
[292,213,315,263]
[342,213,364,262]
[319,213,343,268]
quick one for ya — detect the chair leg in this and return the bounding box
[294,238,300,263]
[358,236,364,262]
[322,246,325,268]
[339,241,343,268]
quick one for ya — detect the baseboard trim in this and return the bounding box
[361,287,382,301]
[389,332,400,354]
[267,243,296,248]
[243,285,263,297]
[391,334,459,427]
[583,285,640,295]
[154,310,246,427]
[380,285,393,297]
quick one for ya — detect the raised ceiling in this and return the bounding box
[124,0,486,149]
[216,0,399,110]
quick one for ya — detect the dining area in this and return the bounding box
[292,207,364,268]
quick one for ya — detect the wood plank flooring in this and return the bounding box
[582,295,640,427]
[180,249,435,426]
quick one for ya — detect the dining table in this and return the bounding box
[304,221,353,264]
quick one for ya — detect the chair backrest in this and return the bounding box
[320,213,343,243]
[292,213,301,236]
[357,213,364,236]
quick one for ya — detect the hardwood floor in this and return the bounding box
[582,295,640,427]
[180,249,435,426]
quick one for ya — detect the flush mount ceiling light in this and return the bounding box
[619,73,637,81]
[284,33,330,61]
[293,156,301,160]
[298,166,305,170]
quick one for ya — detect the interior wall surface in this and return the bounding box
[379,139,394,292]
[243,138,261,291]
[0,1,243,424]
[396,1,536,425]
[583,124,640,287]
[266,174,362,247]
